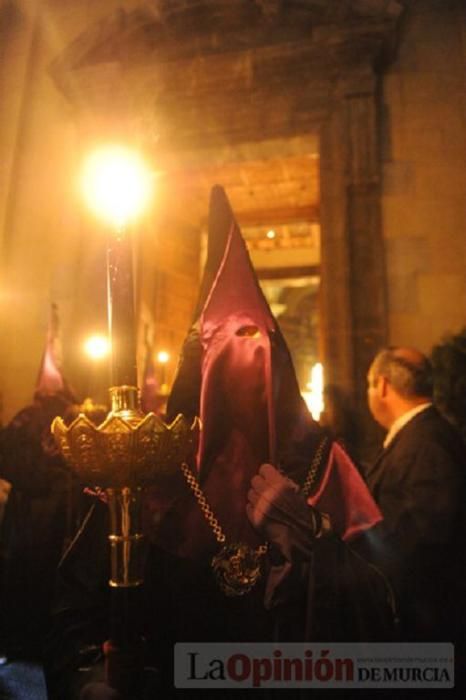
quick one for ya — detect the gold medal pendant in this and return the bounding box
[211,543,263,597]
[182,438,329,598]
[181,464,267,596]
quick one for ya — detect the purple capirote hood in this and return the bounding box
[164,186,318,551]
[35,303,66,396]
[163,186,380,554]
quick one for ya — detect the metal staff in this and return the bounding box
[53,146,199,697]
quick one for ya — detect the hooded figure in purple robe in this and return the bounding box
[154,186,390,635]
[44,188,396,700]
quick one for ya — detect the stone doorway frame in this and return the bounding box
[49,2,403,455]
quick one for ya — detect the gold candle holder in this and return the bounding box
[52,385,199,587]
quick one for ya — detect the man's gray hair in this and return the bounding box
[370,347,433,399]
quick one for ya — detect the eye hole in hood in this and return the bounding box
[236,325,261,338]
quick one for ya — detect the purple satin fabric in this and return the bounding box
[308,442,382,541]
[193,215,279,549]
[156,186,381,561]
[199,218,276,474]
[36,343,65,394]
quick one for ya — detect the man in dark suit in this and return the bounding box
[365,346,465,648]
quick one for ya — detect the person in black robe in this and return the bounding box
[0,388,77,658]
[0,304,80,660]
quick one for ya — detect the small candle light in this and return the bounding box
[156,350,170,365]
[156,350,170,395]
[302,362,324,420]
[84,334,110,360]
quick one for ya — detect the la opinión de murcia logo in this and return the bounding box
[188,648,353,686]
[174,643,455,689]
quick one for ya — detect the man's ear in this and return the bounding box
[379,375,389,398]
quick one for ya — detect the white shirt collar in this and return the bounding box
[383,402,432,448]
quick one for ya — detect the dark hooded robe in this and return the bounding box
[44,187,396,700]
[0,307,79,657]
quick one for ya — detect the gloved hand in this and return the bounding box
[246,463,325,563]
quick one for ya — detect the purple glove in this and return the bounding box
[246,463,323,562]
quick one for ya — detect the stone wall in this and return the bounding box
[0,0,85,420]
[0,1,201,422]
[381,0,466,352]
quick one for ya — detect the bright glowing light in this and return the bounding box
[84,334,110,360]
[266,229,276,239]
[301,362,324,420]
[156,350,170,364]
[82,146,152,227]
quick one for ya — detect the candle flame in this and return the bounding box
[84,334,110,360]
[82,146,152,228]
[301,362,324,420]
[156,350,170,364]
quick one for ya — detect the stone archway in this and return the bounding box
[49,0,405,454]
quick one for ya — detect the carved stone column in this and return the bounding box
[320,69,387,458]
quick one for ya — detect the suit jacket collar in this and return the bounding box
[383,402,432,448]
[366,405,438,481]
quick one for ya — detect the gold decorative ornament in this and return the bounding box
[180,436,330,597]
[53,386,199,588]
[107,486,145,588]
[180,462,268,597]
[52,386,200,488]
[211,543,265,597]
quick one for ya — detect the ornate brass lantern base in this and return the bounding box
[52,385,199,487]
[52,386,199,587]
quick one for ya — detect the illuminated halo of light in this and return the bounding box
[156,350,170,364]
[82,146,152,227]
[84,334,110,360]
